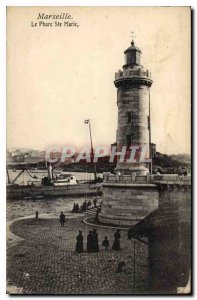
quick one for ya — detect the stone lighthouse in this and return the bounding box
[115,38,153,175]
[99,39,159,226]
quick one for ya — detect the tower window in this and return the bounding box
[127,111,134,124]
[131,133,134,143]
[126,135,131,148]
[127,112,131,123]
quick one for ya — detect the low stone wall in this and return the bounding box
[103,173,191,184]
[99,174,191,227]
[99,183,159,226]
[7,184,102,200]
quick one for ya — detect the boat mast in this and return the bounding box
[6,166,11,184]
[85,119,97,181]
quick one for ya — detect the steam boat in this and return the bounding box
[53,173,78,186]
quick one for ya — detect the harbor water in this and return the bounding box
[7,170,102,221]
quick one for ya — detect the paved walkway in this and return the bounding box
[7,214,148,295]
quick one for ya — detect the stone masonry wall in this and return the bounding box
[116,86,150,172]
[158,187,191,209]
[99,184,159,226]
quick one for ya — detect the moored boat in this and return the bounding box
[53,173,78,186]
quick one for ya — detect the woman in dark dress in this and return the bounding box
[92,229,99,253]
[112,229,121,250]
[76,231,84,253]
[87,231,94,253]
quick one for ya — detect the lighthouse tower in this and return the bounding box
[99,39,159,226]
[115,39,152,175]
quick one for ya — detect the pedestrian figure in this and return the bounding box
[76,231,84,253]
[87,231,94,253]
[81,200,87,212]
[75,203,79,213]
[87,200,91,207]
[84,199,87,210]
[93,229,99,252]
[59,212,65,227]
[72,203,76,213]
[116,261,125,273]
[112,229,121,250]
[93,197,97,208]
[102,236,109,250]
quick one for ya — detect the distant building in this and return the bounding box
[24,156,39,163]
[11,150,22,157]
[30,150,39,157]
[12,154,24,162]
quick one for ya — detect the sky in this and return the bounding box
[7,6,191,155]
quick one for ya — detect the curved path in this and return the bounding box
[7,212,84,248]
[7,204,130,251]
[7,212,148,295]
[83,217,129,230]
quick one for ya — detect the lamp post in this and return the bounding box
[85,119,97,181]
[149,89,152,175]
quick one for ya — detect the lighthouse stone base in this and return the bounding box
[99,173,159,227]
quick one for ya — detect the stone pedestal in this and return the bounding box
[99,174,159,226]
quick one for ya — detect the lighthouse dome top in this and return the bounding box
[123,39,142,67]
[124,40,142,54]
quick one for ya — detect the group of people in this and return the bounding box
[71,198,99,214]
[76,229,100,253]
[87,229,99,253]
[81,198,98,210]
[80,199,92,212]
[71,200,92,213]
[59,207,121,253]
[71,203,80,213]
[75,229,121,253]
